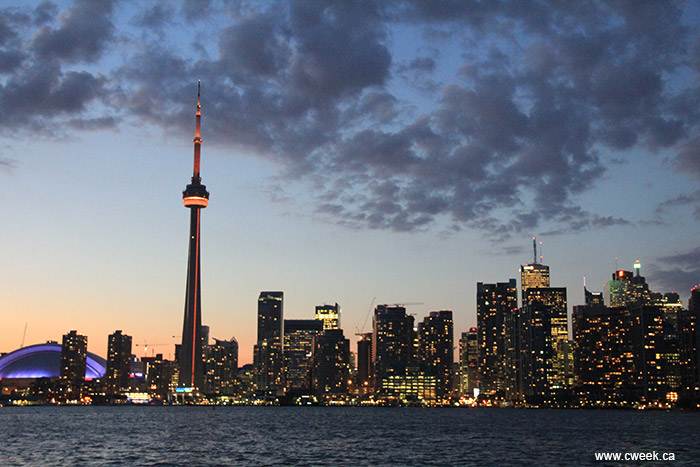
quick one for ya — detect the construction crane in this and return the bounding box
[355,300,424,335]
[20,322,27,348]
[387,303,424,317]
[355,297,376,336]
[134,342,171,357]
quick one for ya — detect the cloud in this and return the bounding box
[286,1,391,101]
[218,12,288,77]
[676,137,700,178]
[0,157,16,169]
[650,247,700,297]
[657,190,700,209]
[31,0,116,63]
[406,57,435,74]
[134,4,175,29]
[0,1,115,134]
[0,62,104,125]
[182,0,212,21]
[67,116,119,131]
[653,189,700,223]
[660,248,700,270]
[280,1,693,236]
[0,0,698,238]
[0,50,25,74]
[0,63,107,127]
[33,2,58,26]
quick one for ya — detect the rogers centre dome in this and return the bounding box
[0,342,107,379]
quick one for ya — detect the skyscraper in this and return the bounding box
[357,332,373,393]
[520,264,550,297]
[585,285,605,307]
[659,293,683,393]
[106,330,132,394]
[311,329,351,395]
[520,238,550,302]
[572,304,638,406]
[372,305,417,394]
[141,354,175,401]
[258,291,284,342]
[679,285,700,404]
[477,280,517,398]
[459,327,478,397]
[61,330,87,400]
[418,310,454,398]
[254,291,284,395]
[606,262,652,307]
[179,82,209,390]
[61,330,88,382]
[511,298,556,402]
[315,303,341,331]
[204,337,238,396]
[690,285,700,312]
[523,287,568,389]
[573,300,666,406]
[284,319,323,394]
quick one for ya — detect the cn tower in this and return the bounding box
[179,81,209,389]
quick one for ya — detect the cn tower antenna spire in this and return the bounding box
[533,237,537,264]
[192,80,202,181]
[180,82,209,390]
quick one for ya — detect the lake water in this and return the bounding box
[0,407,698,465]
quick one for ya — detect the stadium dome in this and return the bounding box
[0,342,107,379]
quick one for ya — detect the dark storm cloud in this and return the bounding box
[1,0,699,237]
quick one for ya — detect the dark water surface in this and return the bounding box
[0,406,698,465]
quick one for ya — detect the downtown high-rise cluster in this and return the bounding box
[464,252,700,409]
[8,254,695,408]
[245,294,454,404]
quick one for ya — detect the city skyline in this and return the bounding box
[2,1,700,365]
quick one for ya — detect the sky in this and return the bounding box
[1,0,700,365]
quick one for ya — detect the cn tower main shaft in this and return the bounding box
[179,82,209,389]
